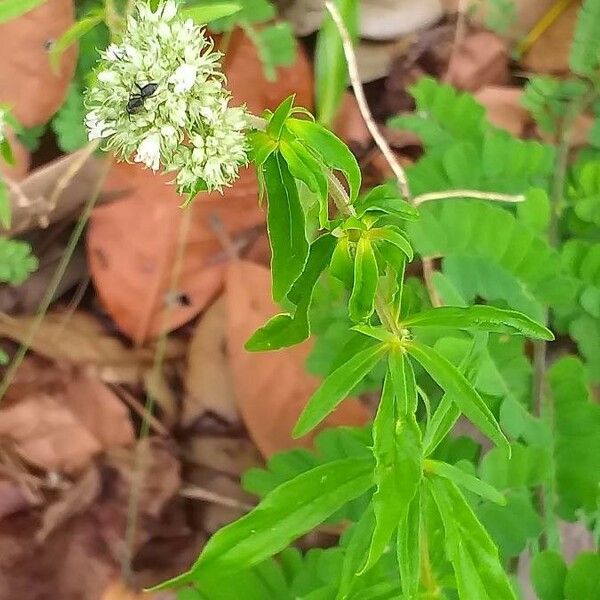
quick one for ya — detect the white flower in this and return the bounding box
[135,133,161,171]
[84,0,249,195]
[85,111,116,141]
[169,64,197,94]
[105,44,122,61]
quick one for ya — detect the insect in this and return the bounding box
[126,82,159,115]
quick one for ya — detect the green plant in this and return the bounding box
[77,0,600,598]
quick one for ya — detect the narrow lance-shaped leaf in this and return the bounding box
[285,118,361,202]
[49,10,104,71]
[349,237,379,322]
[423,333,488,455]
[0,0,46,23]
[425,459,505,505]
[370,226,414,261]
[402,305,554,340]
[293,342,388,437]
[267,94,295,140]
[314,0,358,126]
[153,458,374,590]
[356,185,418,220]
[0,179,10,230]
[388,345,417,414]
[429,478,517,600]
[245,234,336,351]
[363,370,422,573]
[263,153,309,302]
[397,489,421,599]
[182,3,242,24]
[407,340,509,453]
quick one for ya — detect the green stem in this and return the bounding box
[0,157,109,403]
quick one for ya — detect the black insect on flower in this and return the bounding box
[126,82,159,115]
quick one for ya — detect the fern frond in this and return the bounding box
[407,200,575,310]
[0,238,38,285]
[570,0,600,77]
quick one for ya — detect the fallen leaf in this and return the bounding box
[0,311,180,382]
[0,479,34,520]
[3,148,108,237]
[36,465,101,542]
[520,0,579,74]
[0,0,77,127]
[101,580,174,600]
[0,372,134,473]
[226,260,370,457]
[333,92,371,153]
[87,163,264,343]
[445,29,509,92]
[184,295,238,426]
[475,86,530,137]
[184,436,262,477]
[361,0,443,40]
[224,28,314,113]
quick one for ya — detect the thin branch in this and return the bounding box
[414,190,525,206]
[179,486,254,511]
[324,1,411,201]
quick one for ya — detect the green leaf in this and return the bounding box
[356,185,418,220]
[397,489,420,599]
[155,458,374,590]
[267,95,295,140]
[249,131,277,166]
[349,237,378,322]
[370,226,414,261]
[565,553,600,600]
[246,234,336,351]
[314,0,358,126]
[0,138,15,166]
[407,340,509,453]
[569,0,600,76]
[429,477,517,600]
[254,22,296,81]
[425,459,505,504]
[387,345,417,414]
[49,10,103,71]
[337,509,375,599]
[294,342,387,437]
[182,3,241,24]
[364,371,422,572]
[530,550,567,600]
[402,305,553,340]
[549,356,600,517]
[286,118,361,203]
[0,238,38,284]
[0,178,10,229]
[0,0,46,22]
[51,83,88,152]
[263,153,309,302]
[423,333,488,455]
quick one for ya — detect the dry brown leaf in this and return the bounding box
[184,295,238,426]
[226,260,370,457]
[224,28,314,114]
[184,436,262,477]
[0,479,34,520]
[0,373,134,473]
[475,86,530,137]
[87,163,264,343]
[520,1,580,74]
[333,92,372,152]
[445,29,509,92]
[0,311,179,381]
[36,465,101,542]
[101,581,174,600]
[0,0,77,127]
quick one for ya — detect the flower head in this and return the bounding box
[84,0,249,194]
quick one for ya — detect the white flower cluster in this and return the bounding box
[84,0,249,194]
